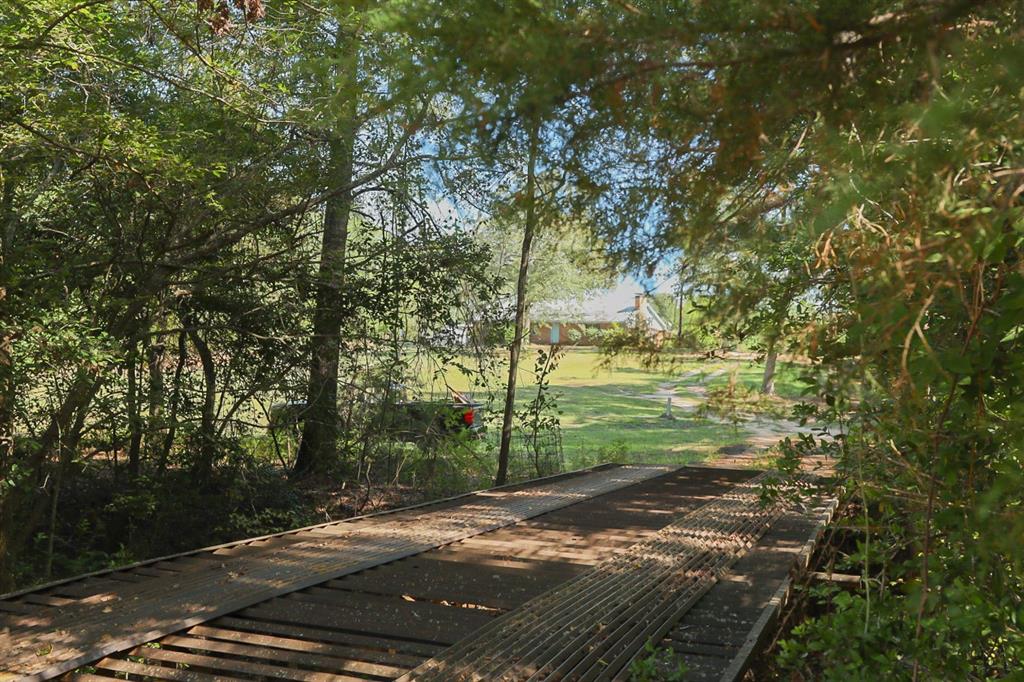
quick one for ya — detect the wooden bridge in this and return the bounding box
[0,464,835,682]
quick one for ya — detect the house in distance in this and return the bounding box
[529,277,672,346]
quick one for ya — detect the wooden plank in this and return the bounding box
[18,595,73,608]
[501,525,650,545]
[665,639,738,659]
[129,566,180,578]
[399,472,792,681]
[422,546,586,576]
[0,601,37,615]
[267,590,496,644]
[715,497,837,682]
[152,557,222,572]
[47,578,127,600]
[159,634,406,678]
[456,537,611,563]
[1,465,672,681]
[459,530,637,553]
[0,464,615,606]
[94,656,247,682]
[185,623,424,668]
[211,534,317,557]
[326,558,566,611]
[668,623,749,648]
[100,572,146,583]
[211,615,443,659]
[124,643,372,682]
[809,570,862,586]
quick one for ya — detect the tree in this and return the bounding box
[687,232,816,395]
[479,213,611,320]
[388,1,621,484]
[469,144,608,486]
[287,4,455,477]
[495,121,540,486]
[294,23,360,478]
[0,0,404,584]
[394,0,1024,675]
[1,0,311,585]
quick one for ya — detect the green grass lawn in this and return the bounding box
[698,361,809,401]
[424,347,806,470]
[553,383,751,467]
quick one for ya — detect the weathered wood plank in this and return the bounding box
[0,465,672,682]
[399,471,791,681]
[210,615,444,658]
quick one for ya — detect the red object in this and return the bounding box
[462,409,474,426]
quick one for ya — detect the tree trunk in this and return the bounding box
[145,313,166,460]
[35,372,100,476]
[761,338,778,396]
[0,266,15,591]
[0,491,17,592]
[1,290,158,584]
[0,165,14,474]
[0,322,10,590]
[676,279,685,342]
[0,374,99,590]
[294,132,356,477]
[294,31,359,478]
[186,323,218,482]
[126,341,143,476]
[496,122,540,487]
[158,330,187,473]
[0,167,16,587]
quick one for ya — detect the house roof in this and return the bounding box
[532,278,672,332]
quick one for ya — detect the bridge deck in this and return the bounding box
[0,465,833,682]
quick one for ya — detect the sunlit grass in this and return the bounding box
[423,347,804,469]
[699,361,809,401]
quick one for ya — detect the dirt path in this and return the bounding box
[634,372,826,468]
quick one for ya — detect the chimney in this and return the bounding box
[634,293,646,317]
